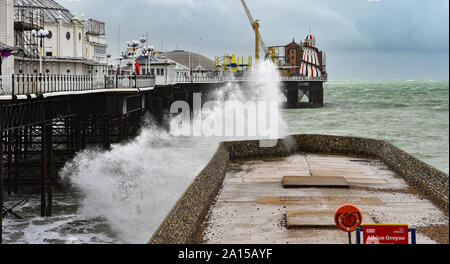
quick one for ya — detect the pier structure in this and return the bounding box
[0,72,324,241]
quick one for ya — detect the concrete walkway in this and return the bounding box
[201,154,448,244]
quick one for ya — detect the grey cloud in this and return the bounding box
[57,0,449,80]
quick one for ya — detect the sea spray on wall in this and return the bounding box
[171,60,288,141]
[60,61,287,244]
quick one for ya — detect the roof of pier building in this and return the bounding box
[135,54,177,66]
[163,50,215,71]
[14,0,77,25]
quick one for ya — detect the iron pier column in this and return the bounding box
[1,132,3,244]
[287,89,299,108]
[45,122,53,217]
[40,123,47,217]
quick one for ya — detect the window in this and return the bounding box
[94,45,106,55]
[157,69,161,75]
[151,69,155,75]
[79,33,82,41]
[161,69,164,76]
[47,31,52,39]
[46,52,53,57]
[66,32,71,40]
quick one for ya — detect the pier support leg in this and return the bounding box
[287,89,299,108]
[40,124,47,217]
[1,133,3,244]
[74,115,81,152]
[45,122,53,217]
[40,122,53,217]
[119,116,126,142]
[6,131,11,196]
[103,116,111,150]
[81,115,87,149]
[309,82,324,107]
[13,129,19,194]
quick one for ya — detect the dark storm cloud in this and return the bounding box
[58,0,449,80]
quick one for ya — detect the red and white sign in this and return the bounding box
[363,225,409,244]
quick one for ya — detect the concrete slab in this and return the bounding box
[283,176,350,188]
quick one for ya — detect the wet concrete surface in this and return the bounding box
[202,154,449,244]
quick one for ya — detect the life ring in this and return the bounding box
[334,204,362,232]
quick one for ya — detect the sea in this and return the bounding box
[1,71,448,244]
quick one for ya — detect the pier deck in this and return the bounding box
[201,154,449,244]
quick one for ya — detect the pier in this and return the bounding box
[0,73,325,241]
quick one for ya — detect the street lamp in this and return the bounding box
[127,40,140,75]
[128,40,139,57]
[31,29,49,75]
[142,45,153,75]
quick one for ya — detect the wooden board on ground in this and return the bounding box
[258,196,384,206]
[283,176,350,188]
[310,169,370,178]
[285,210,376,229]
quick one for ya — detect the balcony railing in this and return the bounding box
[174,74,328,84]
[0,74,156,96]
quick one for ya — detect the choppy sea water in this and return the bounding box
[284,81,449,174]
[2,80,448,244]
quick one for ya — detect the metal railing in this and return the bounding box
[175,76,224,84]
[174,74,328,84]
[113,75,156,89]
[0,74,156,96]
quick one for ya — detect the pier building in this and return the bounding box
[10,0,108,77]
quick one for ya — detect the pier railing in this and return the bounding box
[174,75,328,84]
[0,74,156,96]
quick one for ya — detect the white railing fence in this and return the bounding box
[1,74,156,96]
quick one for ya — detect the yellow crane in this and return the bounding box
[240,0,276,64]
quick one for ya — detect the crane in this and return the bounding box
[240,0,276,64]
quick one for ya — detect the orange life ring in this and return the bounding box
[334,204,362,232]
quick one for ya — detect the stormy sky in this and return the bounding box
[57,0,449,80]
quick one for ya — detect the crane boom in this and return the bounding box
[240,0,268,58]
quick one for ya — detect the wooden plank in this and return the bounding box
[257,196,384,206]
[286,210,376,229]
[286,211,336,229]
[282,176,350,188]
[310,169,370,178]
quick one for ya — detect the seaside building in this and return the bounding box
[7,0,108,76]
[163,50,215,78]
[117,45,215,85]
[284,34,326,77]
[0,0,15,78]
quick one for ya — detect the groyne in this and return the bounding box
[148,134,449,244]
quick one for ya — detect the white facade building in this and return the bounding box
[12,0,108,76]
[0,0,14,78]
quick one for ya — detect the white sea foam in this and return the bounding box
[59,61,287,244]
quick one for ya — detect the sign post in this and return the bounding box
[356,225,416,244]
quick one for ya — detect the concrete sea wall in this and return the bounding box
[148,135,449,244]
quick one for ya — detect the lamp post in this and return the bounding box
[142,45,154,76]
[118,55,123,75]
[31,29,49,75]
[127,40,139,75]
